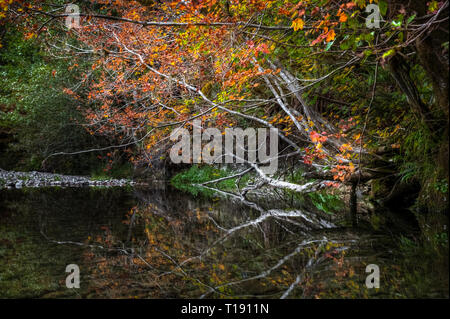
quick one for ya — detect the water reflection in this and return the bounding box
[0,186,407,298]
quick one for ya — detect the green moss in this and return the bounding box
[170,165,249,197]
[398,122,448,213]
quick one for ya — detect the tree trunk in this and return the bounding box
[388,54,433,124]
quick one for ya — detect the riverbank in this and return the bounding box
[0,169,141,189]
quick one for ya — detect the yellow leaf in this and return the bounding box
[291,18,305,31]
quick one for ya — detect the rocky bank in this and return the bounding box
[0,169,140,189]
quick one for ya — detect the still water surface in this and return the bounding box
[0,185,421,298]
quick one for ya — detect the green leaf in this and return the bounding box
[391,20,402,27]
[382,49,396,59]
[406,14,416,25]
[379,0,388,15]
[325,40,334,51]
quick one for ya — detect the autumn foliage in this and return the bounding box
[2,0,448,189]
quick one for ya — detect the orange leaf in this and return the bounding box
[326,29,336,42]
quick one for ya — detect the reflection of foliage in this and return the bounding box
[0,193,86,298]
[1,187,447,298]
[70,189,348,298]
[305,233,449,299]
[0,187,135,298]
[0,224,61,298]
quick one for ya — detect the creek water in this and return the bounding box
[0,184,436,298]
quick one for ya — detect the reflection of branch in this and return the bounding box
[280,240,326,299]
[39,229,159,272]
[196,153,327,195]
[157,182,334,283]
[193,158,337,230]
[200,237,329,298]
